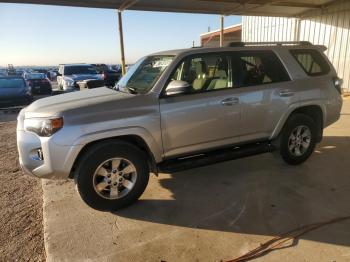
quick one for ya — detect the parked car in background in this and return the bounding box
[6,64,17,76]
[33,69,51,80]
[57,64,103,91]
[15,70,24,77]
[24,73,52,95]
[0,76,33,108]
[34,69,48,74]
[92,64,121,87]
[48,70,58,81]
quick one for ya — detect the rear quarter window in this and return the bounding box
[290,49,330,76]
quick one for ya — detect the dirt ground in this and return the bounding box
[0,120,45,261]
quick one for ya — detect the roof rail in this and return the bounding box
[227,41,313,47]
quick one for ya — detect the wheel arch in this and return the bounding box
[271,104,324,143]
[69,135,158,179]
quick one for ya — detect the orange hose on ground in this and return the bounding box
[227,216,350,262]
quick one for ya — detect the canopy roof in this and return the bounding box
[1,0,338,17]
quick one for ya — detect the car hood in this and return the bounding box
[0,87,26,98]
[64,74,101,81]
[24,87,133,118]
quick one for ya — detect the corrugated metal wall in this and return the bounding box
[242,16,298,42]
[242,0,350,92]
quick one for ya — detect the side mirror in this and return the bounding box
[165,80,191,96]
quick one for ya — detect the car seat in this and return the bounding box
[192,61,207,90]
[207,60,228,90]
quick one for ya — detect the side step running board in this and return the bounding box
[158,142,274,173]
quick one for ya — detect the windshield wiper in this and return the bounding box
[126,86,138,94]
[113,84,139,94]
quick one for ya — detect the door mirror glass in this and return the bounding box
[165,80,191,96]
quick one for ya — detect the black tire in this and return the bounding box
[75,140,149,211]
[278,113,317,165]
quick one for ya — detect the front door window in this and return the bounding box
[169,53,231,93]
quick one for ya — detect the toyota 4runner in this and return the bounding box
[17,42,343,211]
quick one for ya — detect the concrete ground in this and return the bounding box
[43,100,350,262]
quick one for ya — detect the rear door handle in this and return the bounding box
[279,90,295,97]
[221,97,239,106]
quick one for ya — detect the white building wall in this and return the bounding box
[242,16,298,42]
[242,0,350,92]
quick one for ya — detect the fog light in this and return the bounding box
[30,148,44,161]
[37,149,44,161]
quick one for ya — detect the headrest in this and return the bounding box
[215,70,227,78]
[195,61,207,75]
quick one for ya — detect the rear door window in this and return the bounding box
[232,51,290,87]
[290,49,330,76]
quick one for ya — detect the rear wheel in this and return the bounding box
[75,141,149,211]
[278,114,317,165]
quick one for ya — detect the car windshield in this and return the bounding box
[116,55,174,94]
[94,64,109,72]
[0,78,25,88]
[64,66,97,75]
[26,73,46,79]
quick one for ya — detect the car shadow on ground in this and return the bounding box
[114,136,350,247]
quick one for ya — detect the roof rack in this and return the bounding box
[227,41,313,47]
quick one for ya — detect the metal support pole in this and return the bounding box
[220,15,224,47]
[118,10,126,75]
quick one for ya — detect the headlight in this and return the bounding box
[25,87,32,95]
[63,79,75,87]
[24,117,63,137]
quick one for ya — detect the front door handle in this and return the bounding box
[279,89,295,97]
[221,97,239,106]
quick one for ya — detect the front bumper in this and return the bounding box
[17,128,83,179]
[62,84,80,92]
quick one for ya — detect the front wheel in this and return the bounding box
[278,114,317,165]
[75,141,149,211]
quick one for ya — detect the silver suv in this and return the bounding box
[17,42,343,211]
[57,64,102,91]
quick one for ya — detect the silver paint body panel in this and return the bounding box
[17,46,342,179]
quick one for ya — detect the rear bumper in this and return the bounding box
[77,80,105,89]
[324,95,343,127]
[104,76,120,86]
[31,85,52,95]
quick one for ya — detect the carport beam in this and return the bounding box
[220,15,224,47]
[117,10,126,75]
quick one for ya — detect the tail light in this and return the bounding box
[333,77,343,94]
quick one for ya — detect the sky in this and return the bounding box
[0,3,241,66]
